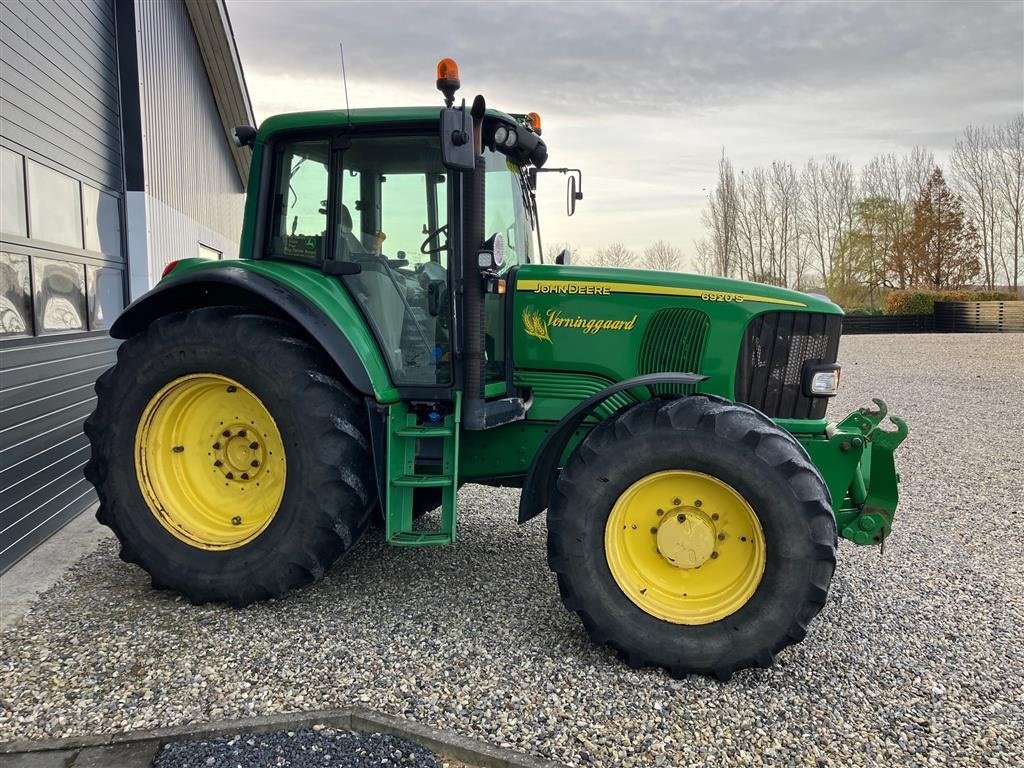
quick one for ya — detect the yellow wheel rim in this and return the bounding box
[134,373,286,550]
[604,470,766,625]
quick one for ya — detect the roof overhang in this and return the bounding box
[184,0,255,185]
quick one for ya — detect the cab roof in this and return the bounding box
[256,106,520,141]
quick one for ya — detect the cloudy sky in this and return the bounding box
[227,0,1023,265]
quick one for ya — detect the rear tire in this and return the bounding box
[547,395,836,680]
[84,307,374,606]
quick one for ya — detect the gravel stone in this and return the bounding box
[1,334,1022,767]
[153,728,442,768]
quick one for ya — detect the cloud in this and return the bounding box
[226,0,1024,261]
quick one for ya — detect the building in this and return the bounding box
[0,0,254,571]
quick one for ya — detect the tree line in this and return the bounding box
[692,114,1022,305]
[550,114,1022,308]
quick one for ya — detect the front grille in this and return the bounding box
[735,312,842,419]
[638,308,710,395]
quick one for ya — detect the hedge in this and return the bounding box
[883,290,1019,316]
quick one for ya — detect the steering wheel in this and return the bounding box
[420,224,448,255]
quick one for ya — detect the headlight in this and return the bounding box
[503,128,518,148]
[803,363,841,397]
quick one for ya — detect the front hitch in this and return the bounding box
[799,398,909,546]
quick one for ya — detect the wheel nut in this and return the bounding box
[711,513,720,521]
[222,430,231,437]
[240,472,250,480]
[250,459,259,467]
[677,514,686,523]
[227,386,237,393]
[673,497,681,506]
[710,551,719,559]
[694,500,702,507]
[717,533,725,541]
[231,516,242,525]
[656,508,664,516]
[172,446,184,453]
[249,442,259,450]
[225,471,234,480]
[238,429,247,437]
[213,442,221,450]
[214,459,223,467]
[650,527,658,534]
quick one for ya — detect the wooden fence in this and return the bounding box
[933,301,1024,333]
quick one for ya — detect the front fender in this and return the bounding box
[518,372,708,524]
[111,261,398,403]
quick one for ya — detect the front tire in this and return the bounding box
[84,307,374,606]
[547,395,836,680]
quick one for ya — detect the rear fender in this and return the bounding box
[110,264,393,401]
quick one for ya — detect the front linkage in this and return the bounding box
[800,399,909,546]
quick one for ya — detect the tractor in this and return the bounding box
[84,59,907,680]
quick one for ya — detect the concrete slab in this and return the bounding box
[71,742,158,768]
[0,749,78,767]
[0,506,112,629]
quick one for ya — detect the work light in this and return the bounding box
[803,363,842,397]
[493,125,509,146]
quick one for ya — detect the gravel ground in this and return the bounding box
[2,333,1022,767]
[153,727,444,768]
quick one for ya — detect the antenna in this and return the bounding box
[339,42,351,124]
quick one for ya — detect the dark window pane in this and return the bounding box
[82,186,122,258]
[26,161,82,248]
[86,265,123,330]
[33,257,85,333]
[1,148,27,237]
[0,252,32,336]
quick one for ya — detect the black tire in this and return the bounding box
[547,395,836,680]
[83,307,375,606]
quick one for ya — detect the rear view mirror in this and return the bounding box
[567,175,583,216]
[555,248,571,265]
[440,106,474,171]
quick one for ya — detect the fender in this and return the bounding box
[110,265,377,396]
[518,372,709,524]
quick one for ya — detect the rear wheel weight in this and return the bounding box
[84,307,374,606]
[547,395,837,679]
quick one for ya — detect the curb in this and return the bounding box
[0,707,566,768]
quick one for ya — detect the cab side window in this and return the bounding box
[267,139,330,262]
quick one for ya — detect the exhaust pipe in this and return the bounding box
[462,95,488,430]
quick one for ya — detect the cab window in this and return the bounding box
[267,139,329,262]
[484,150,533,267]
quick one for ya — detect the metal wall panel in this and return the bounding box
[136,0,244,245]
[0,334,118,571]
[0,0,122,191]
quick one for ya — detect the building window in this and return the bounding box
[26,161,82,249]
[199,243,222,260]
[86,265,123,330]
[0,252,33,336]
[82,185,122,258]
[1,148,27,238]
[33,256,86,333]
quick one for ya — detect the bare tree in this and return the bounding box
[800,156,856,288]
[640,240,682,271]
[994,114,1024,290]
[590,242,637,269]
[952,128,1000,289]
[699,150,739,277]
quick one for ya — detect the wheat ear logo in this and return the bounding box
[522,306,552,344]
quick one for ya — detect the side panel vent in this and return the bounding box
[637,308,710,395]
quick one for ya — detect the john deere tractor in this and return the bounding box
[85,60,907,680]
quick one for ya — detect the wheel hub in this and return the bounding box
[657,509,716,569]
[214,426,266,483]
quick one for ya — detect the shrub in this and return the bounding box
[883,289,1019,315]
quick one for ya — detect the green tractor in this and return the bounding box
[85,60,906,680]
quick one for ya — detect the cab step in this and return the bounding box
[384,393,461,547]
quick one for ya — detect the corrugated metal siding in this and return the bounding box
[0,0,122,191]
[0,334,117,571]
[137,0,243,244]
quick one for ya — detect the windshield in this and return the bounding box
[484,150,534,267]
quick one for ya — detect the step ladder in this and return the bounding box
[384,392,461,546]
